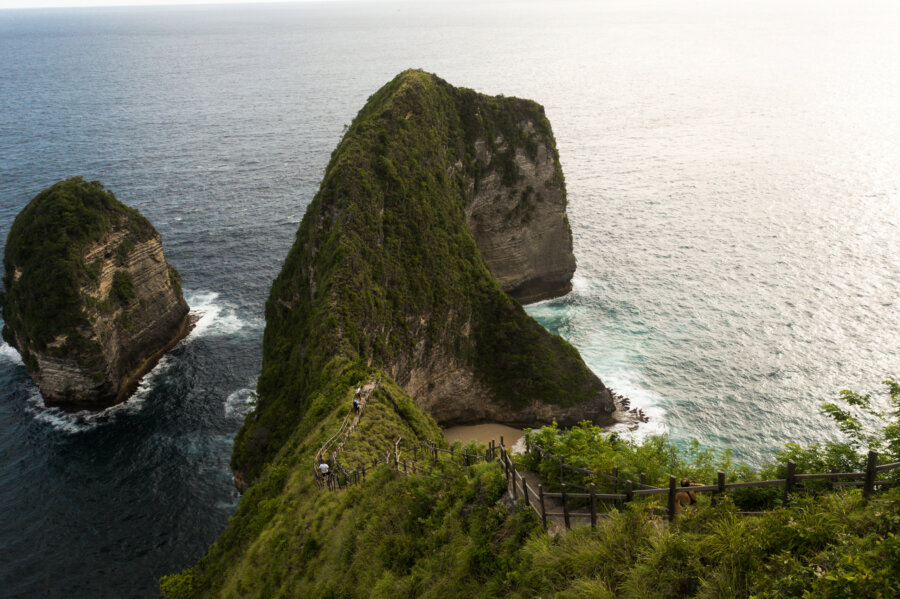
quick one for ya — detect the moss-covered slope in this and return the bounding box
[232,70,613,486]
[1,177,189,405]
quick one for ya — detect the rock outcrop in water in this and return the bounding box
[232,70,615,486]
[1,178,190,406]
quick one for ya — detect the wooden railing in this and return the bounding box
[314,422,899,534]
[314,435,506,490]
[513,442,900,530]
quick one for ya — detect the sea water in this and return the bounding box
[1,1,898,596]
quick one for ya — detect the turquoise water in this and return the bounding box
[1,1,899,595]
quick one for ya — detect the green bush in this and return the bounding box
[111,270,135,305]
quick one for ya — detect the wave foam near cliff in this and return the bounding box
[185,290,261,340]
[19,351,176,434]
[225,384,257,418]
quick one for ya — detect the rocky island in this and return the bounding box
[231,69,618,488]
[1,177,190,407]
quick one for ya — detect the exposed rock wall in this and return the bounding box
[465,124,576,304]
[25,230,189,406]
[2,178,190,407]
[400,346,615,428]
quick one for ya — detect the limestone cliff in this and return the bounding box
[1,177,190,406]
[465,117,575,303]
[232,70,614,486]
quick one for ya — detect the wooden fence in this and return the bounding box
[314,429,900,534]
[509,442,900,530]
[314,436,502,489]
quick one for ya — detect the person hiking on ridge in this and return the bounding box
[353,397,360,414]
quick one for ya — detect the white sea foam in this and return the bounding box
[19,349,176,434]
[185,290,261,340]
[603,368,669,440]
[225,384,257,417]
[21,388,89,434]
[569,274,592,298]
[0,342,24,365]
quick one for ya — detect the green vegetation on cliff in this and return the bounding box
[1,177,155,357]
[232,69,602,485]
[166,70,900,599]
[171,377,900,598]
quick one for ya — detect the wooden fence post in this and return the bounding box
[783,461,796,505]
[626,480,633,503]
[512,467,519,501]
[640,473,646,487]
[522,477,530,509]
[538,484,548,529]
[559,458,564,485]
[562,483,571,530]
[667,475,677,522]
[464,451,470,467]
[589,483,597,530]
[612,466,619,495]
[863,450,878,500]
[717,471,725,501]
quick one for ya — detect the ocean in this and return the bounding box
[1,1,898,596]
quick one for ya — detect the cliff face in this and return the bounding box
[232,70,614,486]
[465,122,576,303]
[1,178,190,406]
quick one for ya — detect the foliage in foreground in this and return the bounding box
[525,377,900,513]
[164,456,900,599]
[517,488,900,599]
[165,377,900,598]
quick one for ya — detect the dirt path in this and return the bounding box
[314,379,379,486]
[513,469,596,535]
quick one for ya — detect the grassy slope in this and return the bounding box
[171,414,899,598]
[168,70,611,597]
[167,362,541,598]
[1,177,157,367]
[232,69,601,485]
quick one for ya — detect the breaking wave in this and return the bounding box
[185,290,262,340]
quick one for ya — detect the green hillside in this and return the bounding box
[164,71,899,598]
[231,69,604,487]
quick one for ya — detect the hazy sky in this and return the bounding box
[0,0,327,9]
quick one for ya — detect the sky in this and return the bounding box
[0,0,329,9]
